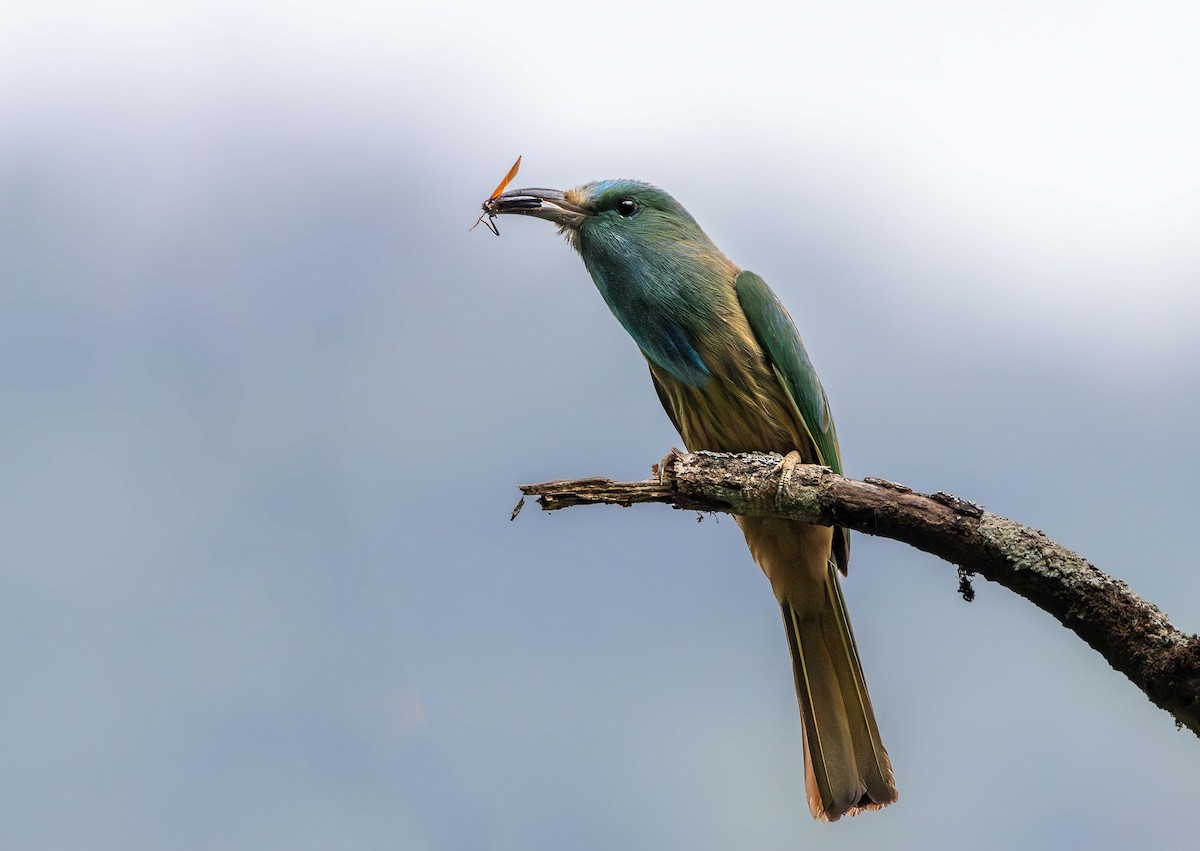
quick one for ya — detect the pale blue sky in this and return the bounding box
[4,2,1200,849]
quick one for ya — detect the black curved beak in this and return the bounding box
[483,188,589,230]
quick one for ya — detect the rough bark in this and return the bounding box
[517,450,1200,736]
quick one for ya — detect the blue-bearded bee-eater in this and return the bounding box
[485,179,897,821]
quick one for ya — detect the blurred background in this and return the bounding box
[4,2,1199,849]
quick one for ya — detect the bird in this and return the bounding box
[484,178,897,821]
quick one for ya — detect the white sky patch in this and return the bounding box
[7,0,1198,362]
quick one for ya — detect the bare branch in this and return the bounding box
[519,450,1200,736]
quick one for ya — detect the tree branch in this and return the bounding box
[517,450,1200,736]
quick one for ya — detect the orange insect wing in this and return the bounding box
[488,155,522,200]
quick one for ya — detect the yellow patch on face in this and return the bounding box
[564,186,591,208]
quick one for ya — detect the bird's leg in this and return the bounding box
[654,447,686,484]
[776,450,803,501]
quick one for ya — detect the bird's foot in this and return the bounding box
[654,447,686,485]
[776,450,803,499]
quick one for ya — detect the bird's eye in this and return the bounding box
[616,198,639,217]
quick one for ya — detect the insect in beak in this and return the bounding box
[470,155,522,236]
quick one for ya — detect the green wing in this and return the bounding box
[735,270,850,571]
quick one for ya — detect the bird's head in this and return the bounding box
[484,179,719,264]
[483,178,739,387]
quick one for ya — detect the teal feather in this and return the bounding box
[734,270,850,573]
[734,271,842,475]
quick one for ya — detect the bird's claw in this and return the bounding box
[776,450,803,499]
[654,447,686,484]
